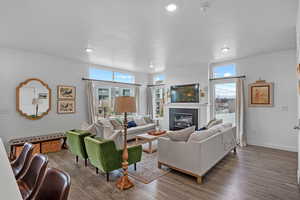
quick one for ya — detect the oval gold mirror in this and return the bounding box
[16,78,51,120]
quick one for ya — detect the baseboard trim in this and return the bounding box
[247,142,297,152]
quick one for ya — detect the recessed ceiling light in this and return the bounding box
[149,63,154,68]
[165,4,177,12]
[85,48,93,53]
[221,47,230,53]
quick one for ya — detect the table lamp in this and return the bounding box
[114,96,136,190]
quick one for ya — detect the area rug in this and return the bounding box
[128,151,170,184]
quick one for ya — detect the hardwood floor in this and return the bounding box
[48,145,300,200]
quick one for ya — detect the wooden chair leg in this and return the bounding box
[197,176,203,184]
[96,168,99,174]
[106,172,109,182]
[233,147,237,154]
[134,163,137,171]
[85,159,88,167]
[158,161,162,169]
[76,156,79,163]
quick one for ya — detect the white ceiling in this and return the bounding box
[0,0,297,73]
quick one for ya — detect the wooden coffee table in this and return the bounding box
[135,131,167,154]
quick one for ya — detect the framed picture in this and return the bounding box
[57,100,76,114]
[57,85,76,100]
[248,80,274,107]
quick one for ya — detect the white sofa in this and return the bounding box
[98,116,156,141]
[158,126,237,184]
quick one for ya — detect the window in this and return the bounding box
[89,68,113,81]
[97,87,135,117]
[114,72,135,84]
[212,64,236,78]
[153,74,165,84]
[89,68,135,84]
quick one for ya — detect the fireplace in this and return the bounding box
[169,108,198,130]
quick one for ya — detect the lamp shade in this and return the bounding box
[115,96,136,113]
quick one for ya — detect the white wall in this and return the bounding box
[152,63,209,130]
[212,49,298,152]
[0,47,149,147]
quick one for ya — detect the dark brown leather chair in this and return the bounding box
[33,168,71,200]
[11,143,34,180]
[17,154,48,200]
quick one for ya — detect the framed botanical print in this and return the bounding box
[57,85,76,100]
[248,80,274,107]
[57,100,76,114]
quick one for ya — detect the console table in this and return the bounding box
[8,132,67,160]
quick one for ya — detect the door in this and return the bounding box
[212,80,237,125]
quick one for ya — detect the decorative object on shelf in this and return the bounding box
[297,64,300,75]
[57,100,76,114]
[16,78,51,120]
[248,79,274,107]
[57,85,76,99]
[115,96,136,190]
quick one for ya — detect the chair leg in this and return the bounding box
[233,147,237,154]
[85,159,88,167]
[76,156,78,163]
[106,172,109,182]
[96,168,99,174]
[134,163,137,171]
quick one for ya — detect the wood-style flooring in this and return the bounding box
[48,145,300,200]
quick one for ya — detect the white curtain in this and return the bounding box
[135,87,140,114]
[146,87,153,118]
[86,81,97,124]
[236,78,246,147]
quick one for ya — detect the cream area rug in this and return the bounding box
[128,151,170,184]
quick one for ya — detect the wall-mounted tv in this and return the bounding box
[171,84,199,103]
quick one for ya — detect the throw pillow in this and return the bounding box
[134,118,147,126]
[98,118,113,129]
[197,127,207,131]
[168,126,195,142]
[206,119,223,129]
[188,130,216,143]
[144,116,153,124]
[127,121,137,128]
[110,119,123,130]
[115,118,123,125]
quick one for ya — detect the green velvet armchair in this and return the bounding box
[84,136,142,182]
[66,130,92,167]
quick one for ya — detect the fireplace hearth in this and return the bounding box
[169,108,198,130]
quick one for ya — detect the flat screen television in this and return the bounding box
[171,84,199,103]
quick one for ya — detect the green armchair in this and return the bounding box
[84,136,142,182]
[66,130,92,167]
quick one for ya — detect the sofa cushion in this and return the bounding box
[208,122,233,133]
[168,126,195,142]
[128,121,137,128]
[110,119,123,130]
[134,117,147,126]
[127,123,156,135]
